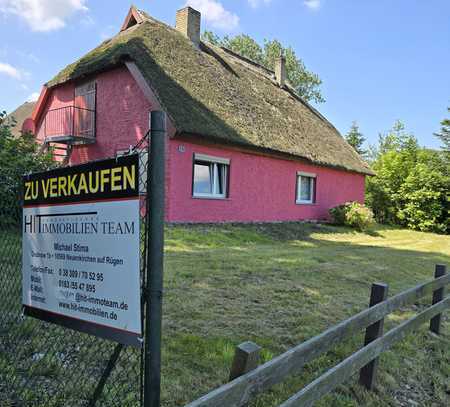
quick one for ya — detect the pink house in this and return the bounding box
[25,5,373,223]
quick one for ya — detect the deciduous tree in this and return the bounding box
[366,121,448,233]
[202,31,324,104]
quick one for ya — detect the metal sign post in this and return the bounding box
[144,111,166,407]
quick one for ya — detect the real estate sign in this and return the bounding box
[22,155,142,347]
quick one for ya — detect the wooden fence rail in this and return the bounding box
[280,297,450,407]
[186,264,449,407]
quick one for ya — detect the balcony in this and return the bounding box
[38,106,96,145]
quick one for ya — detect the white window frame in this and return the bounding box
[193,153,230,199]
[296,171,316,204]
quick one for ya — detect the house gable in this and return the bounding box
[33,65,155,163]
[120,6,146,32]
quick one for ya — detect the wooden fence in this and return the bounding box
[186,264,449,407]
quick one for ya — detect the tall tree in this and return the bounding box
[202,31,324,104]
[367,120,418,162]
[434,108,450,151]
[344,121,366,156]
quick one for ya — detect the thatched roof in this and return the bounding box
[7,101,35,137]
[46,11,373,175]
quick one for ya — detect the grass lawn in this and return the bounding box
[161,223,450,407]
[1,223,449,406]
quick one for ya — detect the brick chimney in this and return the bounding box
[176,7,201,47]
[275,55,287,87]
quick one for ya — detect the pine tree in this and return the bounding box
[434,108,450,151]
[345,121,366,156]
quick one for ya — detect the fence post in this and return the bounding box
[359,282,389,390]
[430,264,447,335]
[229,341,261,381]
[144,111,166,407]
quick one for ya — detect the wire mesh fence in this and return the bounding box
[0,135,150,407]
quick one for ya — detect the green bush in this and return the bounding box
[396,162,448,233]
[328,204,347,225]
[367,148,449,234]
[0,111,54,222]
[330,202,375,231]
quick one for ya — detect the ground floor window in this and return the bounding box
[193,153,229,198]
[296,172,316,204]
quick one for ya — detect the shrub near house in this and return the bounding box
[0,111,53,218]
[330,202,375,231]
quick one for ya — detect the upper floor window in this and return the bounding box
[193,153,229,199]
[75,81,96,110]
[74,80,96,138]
[296,172,316,204]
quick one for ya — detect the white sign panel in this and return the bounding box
[22,155,142,347]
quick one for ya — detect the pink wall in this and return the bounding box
[167,138,365,223]
[35,81,75,142]
[36,66,152,164]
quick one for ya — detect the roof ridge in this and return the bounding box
[43,14,373,175]
[216,45,274,75]
[211,42,347,142]
[213,45,370,170]
[136,8,158,24]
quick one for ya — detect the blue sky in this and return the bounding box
[1,0,449,149]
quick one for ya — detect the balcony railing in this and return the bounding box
[38,106,96,144]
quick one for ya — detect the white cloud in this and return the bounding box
[27,91,40,102]
[0,0,88,32]
[0,61,22,79]
[248,0,272,9]
[185,0,239,31]
[304,0,321,10]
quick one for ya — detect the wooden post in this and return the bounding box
[430,264,447,334]
[359,282,389,390]
[229,341,261,381]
